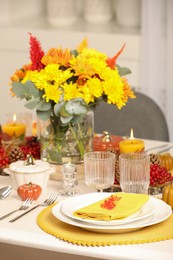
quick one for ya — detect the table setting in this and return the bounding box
[0,34,173,260]
[0,138,173,259]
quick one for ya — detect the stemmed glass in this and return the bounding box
[84,151,115,192]
[59,162,78,196]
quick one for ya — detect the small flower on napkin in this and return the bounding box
[73,193,149,221]
[100,195,122,210]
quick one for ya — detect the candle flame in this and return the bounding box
[130,128,134,139]
[13,114,17,124]
[32,121,37,136]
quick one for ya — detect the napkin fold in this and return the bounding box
[74,193,149,221]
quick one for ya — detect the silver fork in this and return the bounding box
[0,198,33,220]
[9,193,58,223]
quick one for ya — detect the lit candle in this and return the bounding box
[32,121,37,137]
[1,114,26,143]
[119,128,145,154]
[62,162,77,173]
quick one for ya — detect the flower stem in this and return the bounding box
[69,124,85,158]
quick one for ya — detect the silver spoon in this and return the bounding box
[0,186,12,200]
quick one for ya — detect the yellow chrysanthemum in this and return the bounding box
[43,84,62,103]
[22,64,73,102]
[77,84,95,104]
[86,77,103,99]
[80,48,107,61]
[102,71,125,108]
[62,82,82,101]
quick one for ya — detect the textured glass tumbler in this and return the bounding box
[119,153,150,194]
[84,151,115,192]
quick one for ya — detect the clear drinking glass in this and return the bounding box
[119,153,150,194]
[84,151,115,192]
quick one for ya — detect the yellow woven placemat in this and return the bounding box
[37,203,173,246]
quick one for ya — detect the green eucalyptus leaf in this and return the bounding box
[60,115,73,125]
[75,98,87,105]
[12,81,41,100]
[36,109,52,121]
[54,103,64,117]
[71,114,85,125]
[60,103,72,117]
[12,82,30,99]
[65,99,88,115]
[70,49,78,57]
[117,65,131,77]
[24,99,38,109]
[36,100,52,111]
[25,81,40,98]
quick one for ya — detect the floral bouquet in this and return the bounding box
[10,33,135,164]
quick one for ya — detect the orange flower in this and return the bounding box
[106,44,126,69]
[42,47,72,67]
[77,37,88,53]
[122,78,136,102]
[70,58,95,79]
[100,195,122,210]
[10,64,31,83]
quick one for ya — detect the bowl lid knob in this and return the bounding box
[24,154,35,166]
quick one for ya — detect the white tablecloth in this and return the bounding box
[0,139,173,260]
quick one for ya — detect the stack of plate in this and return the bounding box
[52,193,172,234]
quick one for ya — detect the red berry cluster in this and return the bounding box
[0,146,10,168]
[20,136,41,159]
[150,164,173,186]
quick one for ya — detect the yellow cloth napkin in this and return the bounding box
[74,192,149,221]
[37,203,173,246]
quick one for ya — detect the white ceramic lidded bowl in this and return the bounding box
[9,155,55,190]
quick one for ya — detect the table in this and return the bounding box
[0,139,173,260]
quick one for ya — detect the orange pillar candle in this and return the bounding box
[119,128,145,154]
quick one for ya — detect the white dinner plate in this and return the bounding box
[61,193,155,226]
[52,195,172,233]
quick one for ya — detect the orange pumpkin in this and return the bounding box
[162,183,173,208]
[158,153,173,171]
[17,182,42,201]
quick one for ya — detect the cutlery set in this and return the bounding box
[0,197,33,220]
[0,191,58,223]
[9,192,58,222]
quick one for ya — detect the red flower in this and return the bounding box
[29,33,45,71]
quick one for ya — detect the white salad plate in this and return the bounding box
[52,194,172,234]
[61,193,155,226]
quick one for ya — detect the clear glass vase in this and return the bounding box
[38,110,94,164]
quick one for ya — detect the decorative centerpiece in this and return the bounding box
[10,33,135,164]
